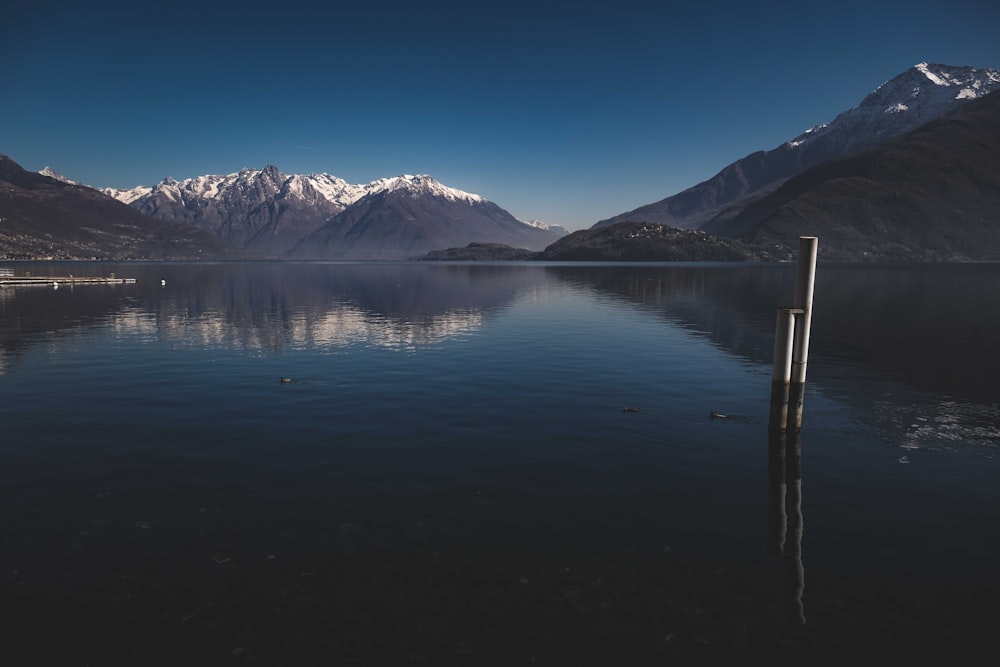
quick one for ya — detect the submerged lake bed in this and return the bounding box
[1,261,998,664]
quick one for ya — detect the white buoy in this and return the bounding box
[161,279,166,286]
[53,282,59,289]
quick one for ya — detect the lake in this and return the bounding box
[1,261,998,665]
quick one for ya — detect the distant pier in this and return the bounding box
[0,271,136,287]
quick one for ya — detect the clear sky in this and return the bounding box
[2,0,998,230]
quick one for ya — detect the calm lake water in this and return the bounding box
[2,261,998,662]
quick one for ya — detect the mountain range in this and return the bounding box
[101,170,567,259]
[428,82,1000,263]
[3,62,999,263]
[708,86,1000,261]
[0,156,235,260]
[595,63,1000,233]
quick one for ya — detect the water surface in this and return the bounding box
[2,261,997,663]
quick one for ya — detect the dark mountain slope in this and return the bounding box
[121,166,348,256]
[537,221,779,261]
[0,156,236,260]
[595,63,1000,231]
[709,90,1000,261]
[291,185,564,260]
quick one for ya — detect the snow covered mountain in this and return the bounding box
[1,155,235,260]
[38,166,82,186]
[521,219,570,235]
[102,168,563,258]
[101,166,365,254]
[710,87,1000,261]
[290,176,565,259]
[596,62,1000,231]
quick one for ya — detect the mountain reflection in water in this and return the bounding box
[4,261,998,393]
[1,263,534,358]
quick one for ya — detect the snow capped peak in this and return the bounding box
[102,184,152,204]
[520,219,549,230]
[786,122,829,147]
[284,172,366,208]
[89,163,559,259]
[914,62,950,86]
[780,62,1000,155]
[862,63,999,109]
[364,174,484,203]
[520,219,570,234]
[101,167,492,215]
[38,166,81,185]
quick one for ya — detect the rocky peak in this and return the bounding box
[596,62,1000,232]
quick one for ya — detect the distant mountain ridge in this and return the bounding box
[101,166,365,255]
[289,176,565,259]
[12,61,999,263]
[102,168,564,258]
[709,88,1000,261]
[596,63,1000,231]
[0,155,235,260]
[38,166,82,185]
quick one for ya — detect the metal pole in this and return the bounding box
[791,237,817,385]
[771,309,796,385]
[769,237,817,432]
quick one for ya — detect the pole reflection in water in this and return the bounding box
[768,383,806,625]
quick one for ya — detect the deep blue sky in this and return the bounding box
[3,0,998,230]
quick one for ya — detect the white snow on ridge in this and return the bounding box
[911,62,999,93]
[915,62,949,86]
[779,62,1000,156]
[519,219,570,234]
[784,122,829,148]
[297,173,366,207]
[363,174,484,203]
[100,168,489,212]
[155,181,179,203]
[105,185,153,204]
[39,166,81,185]
[520,219,551,230]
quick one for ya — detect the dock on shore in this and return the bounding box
[0,275,136,287]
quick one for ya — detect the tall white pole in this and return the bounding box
[791,237,818,385]
[769,237,818,433]
[772,309,796,385]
